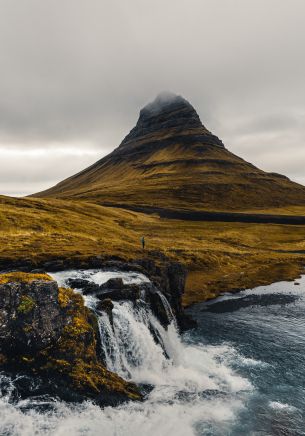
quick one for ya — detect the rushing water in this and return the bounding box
[0,269,304,435]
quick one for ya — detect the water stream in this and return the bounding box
[0,269,304,435]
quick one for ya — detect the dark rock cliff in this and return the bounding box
[0,272,141,406]
[0,278,65,355]
[135,253,195,330]
[119,92,224,151]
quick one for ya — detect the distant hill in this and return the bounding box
[35,92,305,211]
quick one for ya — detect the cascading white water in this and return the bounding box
[51,269,251,393]
[96,300,177,383]
[155,289,176,324]
[53,269,189,383]
[0,269,253,435]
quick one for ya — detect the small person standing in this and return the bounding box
[141,236,145,250]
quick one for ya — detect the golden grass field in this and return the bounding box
[1,195,305,306]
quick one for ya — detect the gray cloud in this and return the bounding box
[0,0,305,195]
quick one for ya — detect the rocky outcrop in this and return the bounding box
[135,252,196,330]
[67,278,100,294]
[0,273,65,355]
[119,92,224,150]
[81,277,173,328]
[0,272,141,406]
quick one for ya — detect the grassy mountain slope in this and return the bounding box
[35,93,305,211]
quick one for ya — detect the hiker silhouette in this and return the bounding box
[141,236,145,249]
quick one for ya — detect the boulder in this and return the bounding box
[101,278,124,289]
[0,277,65,355]
[77,277,141,301]
[97,298,114,326]
[97,284,141,302]
[67,278,100,294]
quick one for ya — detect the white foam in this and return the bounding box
[51,269,150,288]
[269,401,297,412]
[0,390,244,436]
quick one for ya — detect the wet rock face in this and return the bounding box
[79,278,141,302]
[1,251,195,331]
[69,276,175,329]
[145,284,174,328]
[97,298,114,328]
[135,255,196,330]
[135,256,186,312]
[0,280,65,355]
[97,285,141,302]
[67,278,100,294]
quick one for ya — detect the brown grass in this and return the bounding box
[0,271,52,284]
[1,195,305,305]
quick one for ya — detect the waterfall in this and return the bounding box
[0,268,253,436]
[52,269,181,383]
[96,299,179,383]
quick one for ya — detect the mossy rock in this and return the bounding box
[43,287,142,402]
[0,273,142,405]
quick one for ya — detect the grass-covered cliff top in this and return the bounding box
[1,195,305,305]
[0,271,52,284]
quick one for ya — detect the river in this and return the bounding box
[0,269,304,435]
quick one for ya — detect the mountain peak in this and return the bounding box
[141,91,190,115]
[34,92,305,212]
[119,92,223,148]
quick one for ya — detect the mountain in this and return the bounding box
[35,92,305,211]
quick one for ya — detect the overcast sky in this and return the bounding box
[1,0,305,196]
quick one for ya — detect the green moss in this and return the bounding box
[17,295,36,314]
